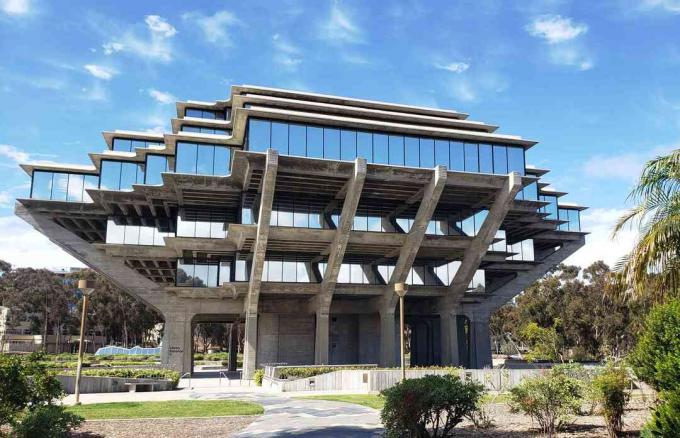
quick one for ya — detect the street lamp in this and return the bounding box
[395,282,408,381]
[74,279,95,405]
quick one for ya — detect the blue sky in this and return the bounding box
[1,0,679,268]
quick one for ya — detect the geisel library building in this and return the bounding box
[16,86,586,378]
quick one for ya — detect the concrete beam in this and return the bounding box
[242,149,278,378]
[315,158,367,364]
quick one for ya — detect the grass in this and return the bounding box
[298,394,384,410]
[66,400,264,420]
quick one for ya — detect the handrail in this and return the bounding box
[219,371,227,387]
[179,372,192,390]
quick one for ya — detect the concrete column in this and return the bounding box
[379,309,397,367]
[242,313,258,378]
[314,311,330,364]
[469,313,492,369]
[439,309,460,366]
[161,312,193,375]
[228,322,239,372]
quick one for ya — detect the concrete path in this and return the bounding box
[63,377,383,437]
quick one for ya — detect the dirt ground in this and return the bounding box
[454,397,652,437]
[72,415,256,438]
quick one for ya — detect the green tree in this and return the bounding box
[613,148,680,297]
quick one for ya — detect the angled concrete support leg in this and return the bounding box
[242,314,258,378]
[228,322,239,372]
[161,312,194,375]
[243,149,278,379]
[315,158,366,365]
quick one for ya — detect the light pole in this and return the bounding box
[74,279,95,405]
[395,282,408,381]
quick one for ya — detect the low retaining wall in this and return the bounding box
[56,375,174,394]
[263,367,545,393]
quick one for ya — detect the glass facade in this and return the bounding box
[181,125,231,135]
[112,138,164,152]
[540,194,559,220]
[185,108,229,120]
[558,208,581,232]
[176,208,232,238]
[175,142,231,176]
[99,160,145,191]
[378,262,485,290]
[30,171,98,202]
[176,259,247,287]
[145,155,170,185]
[262,259,313,282]
[105,219,173,246]
[247,118,526,174]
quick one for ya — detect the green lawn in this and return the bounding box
[67,400,264,420]
[298,394,384,410]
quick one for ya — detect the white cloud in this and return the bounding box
[564,208,637,268]
[548,45,593,70]
[449,80,477,102]
[148,88,176,104]
[0,144,30,163]
[80,83,108,102]
[639,0,680,13]
[272,34,302,70]
[83,64,118,80]
[103,15,177,63]
[321,2,363,44]
[182,10,241,46]
[526,15,588,44]
[0,216,83,269]
[583,146,674,182]
[1,0,29,16]
[102,42,124,55]
[435,62,470,74]
[445,72,508,103]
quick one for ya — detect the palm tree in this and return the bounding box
[613,148,680,298]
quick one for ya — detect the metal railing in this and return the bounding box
[179,372,192,390]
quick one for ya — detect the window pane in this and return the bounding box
[193,264,210,287]
[340,129,356,161]
[420,138,435,168]
[176,143,197,174]
[289,124,306,157]
[124,225,139,244]
[373,134,388,164]
[447,141,463,171]
[278,210,293,227]
[297,263,310,282]
[307,126,323,158]
[248,119,270,152]
[269,260,283,281]
[112,138,132,152]
[32,171,53,199]
[213,146,230,176]
[524,181,538,200]
[66,174,84,202]
[464,143,479,172]
[177,210,195,237]
[186,108,202,118]
[119,163,138,190]
[100,161,121,190]
[131,139,146,150]
[493,146,508,174]
[271,122,289,154]
[235,260,248,282]
[139,226,154,245]
[219,261,231,285]
[435,139,449,167]
[507,147,525,175]
[195,217,211,238]
[405,137,419,167]
[283,261,297,282]
[388,135,404,165]
[338,264,350,283]
[323,128,340,160]
[83,175,98,202]
[357,132,372,162]
[196,145,214,175]
[479,144,493,174]
[145,155,168,185]
[105,219,125,244]
[294,209,308,227]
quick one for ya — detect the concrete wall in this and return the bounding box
[56,375,174,394]
[257,313,315,367]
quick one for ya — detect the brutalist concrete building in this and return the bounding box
[16,86,586,377]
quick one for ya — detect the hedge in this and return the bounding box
[60,368,180,389]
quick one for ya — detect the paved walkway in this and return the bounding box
[63,377,382,437]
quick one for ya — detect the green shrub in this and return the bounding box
[509,367,583,437]
[380,374,484,438]
[0,353,82,435]
[60,368,181,389]
[628,299,680,392]
[253,369,264,386]
[194,353,204,361]
[641,389,680,438]
[592,364,631,438]
[13,404,83,438]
